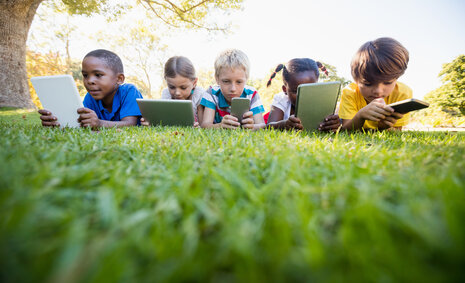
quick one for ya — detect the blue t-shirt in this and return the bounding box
[83,83,143,122]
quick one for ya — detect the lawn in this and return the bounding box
[1,108,464,282]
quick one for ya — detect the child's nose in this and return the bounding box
[373,84,383,94]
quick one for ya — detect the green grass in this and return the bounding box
[1,108,465,282]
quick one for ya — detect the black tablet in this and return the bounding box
[388,98,429,113]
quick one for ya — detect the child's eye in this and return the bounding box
[168,85,175,89]
[222,80,230,84]
[82,74,88,78]
[96,74,103,78]
[181,86,188,90]
[383,81,394,85]
[363,83,372,87]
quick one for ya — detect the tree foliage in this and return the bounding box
[139,0,243,31]
[425,54,465,116]
[26,50,85,108]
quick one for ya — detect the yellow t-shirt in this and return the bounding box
[338,82,413,129]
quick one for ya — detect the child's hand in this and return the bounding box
[220,115,241,129]
[193,121,200,128]
[38,109,60,127]
[378,112,404,129]
[319,114,341,132]
[285,115,303,130]
[359,98,393,121]
[140,117,150,127]
[241,111,255,129]
[77,107,102,129]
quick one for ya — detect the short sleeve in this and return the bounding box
[338,86,359,120]
[271,93,290,113]
[200,87,217,110]
[119,84,143,119]
[250,90,265,115]
[192,87,206,108]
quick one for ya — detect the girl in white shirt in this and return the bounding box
[266,58,340,131]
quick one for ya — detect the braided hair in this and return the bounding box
[267,58,328,87]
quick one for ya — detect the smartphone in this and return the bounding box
[387,98,429,114]
[231,97,251,123]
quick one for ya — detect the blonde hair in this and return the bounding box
[214,49,250,79]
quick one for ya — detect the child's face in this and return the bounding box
[216,67,247,103]
[357,79,397,103]
[81,56,124,101]
[166,75,197,100]
[283,71,318,106]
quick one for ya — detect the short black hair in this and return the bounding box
[84,49,124,74]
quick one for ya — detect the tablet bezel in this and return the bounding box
[30,75,83,128]
[295,81,341,131]
[136,99,195,127]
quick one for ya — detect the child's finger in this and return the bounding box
[40,115,57,121]
[391,112,404,119]
[241,117,254,125]
[224,115,238,122]
[77,107,93,114]
[42,121,60,127]
[289,116,301,123]
[242,111,253,118]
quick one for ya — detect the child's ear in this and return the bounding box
[282,84,287,94]
[117,73,125,85]
[192,78,198,88]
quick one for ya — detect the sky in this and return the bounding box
[29,0,465,99]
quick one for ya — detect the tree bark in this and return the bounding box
[0,0,43,108]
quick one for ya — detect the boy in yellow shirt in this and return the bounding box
[339,37,412,131]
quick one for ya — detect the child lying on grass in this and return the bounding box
[265,58,341,132]
[141,56,206,127]
[339,37,412,131]
[199,49,265,130]
[39,49,143,129]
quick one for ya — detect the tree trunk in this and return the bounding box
[0,0,43,108]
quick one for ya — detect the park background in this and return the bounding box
[1,1,465,282]
[25,0,465,127]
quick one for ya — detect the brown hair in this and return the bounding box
[351,37,409,84]
[164,56,196,80]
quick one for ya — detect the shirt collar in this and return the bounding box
[97,86,121,118]
[215,88,248,108]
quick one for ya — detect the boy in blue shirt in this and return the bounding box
[39,49,143,128]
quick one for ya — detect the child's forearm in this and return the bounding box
[98,117,139,128]
[200,122,223,129]
[267,120,287,130]
[341,113,365,131]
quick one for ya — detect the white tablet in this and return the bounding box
[295,81,341,131]
[31,75,83,128]
[137,99,195,127]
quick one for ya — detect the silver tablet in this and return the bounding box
[137,99,195,127]
[295,81,341,131]
[31,75,83,128]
